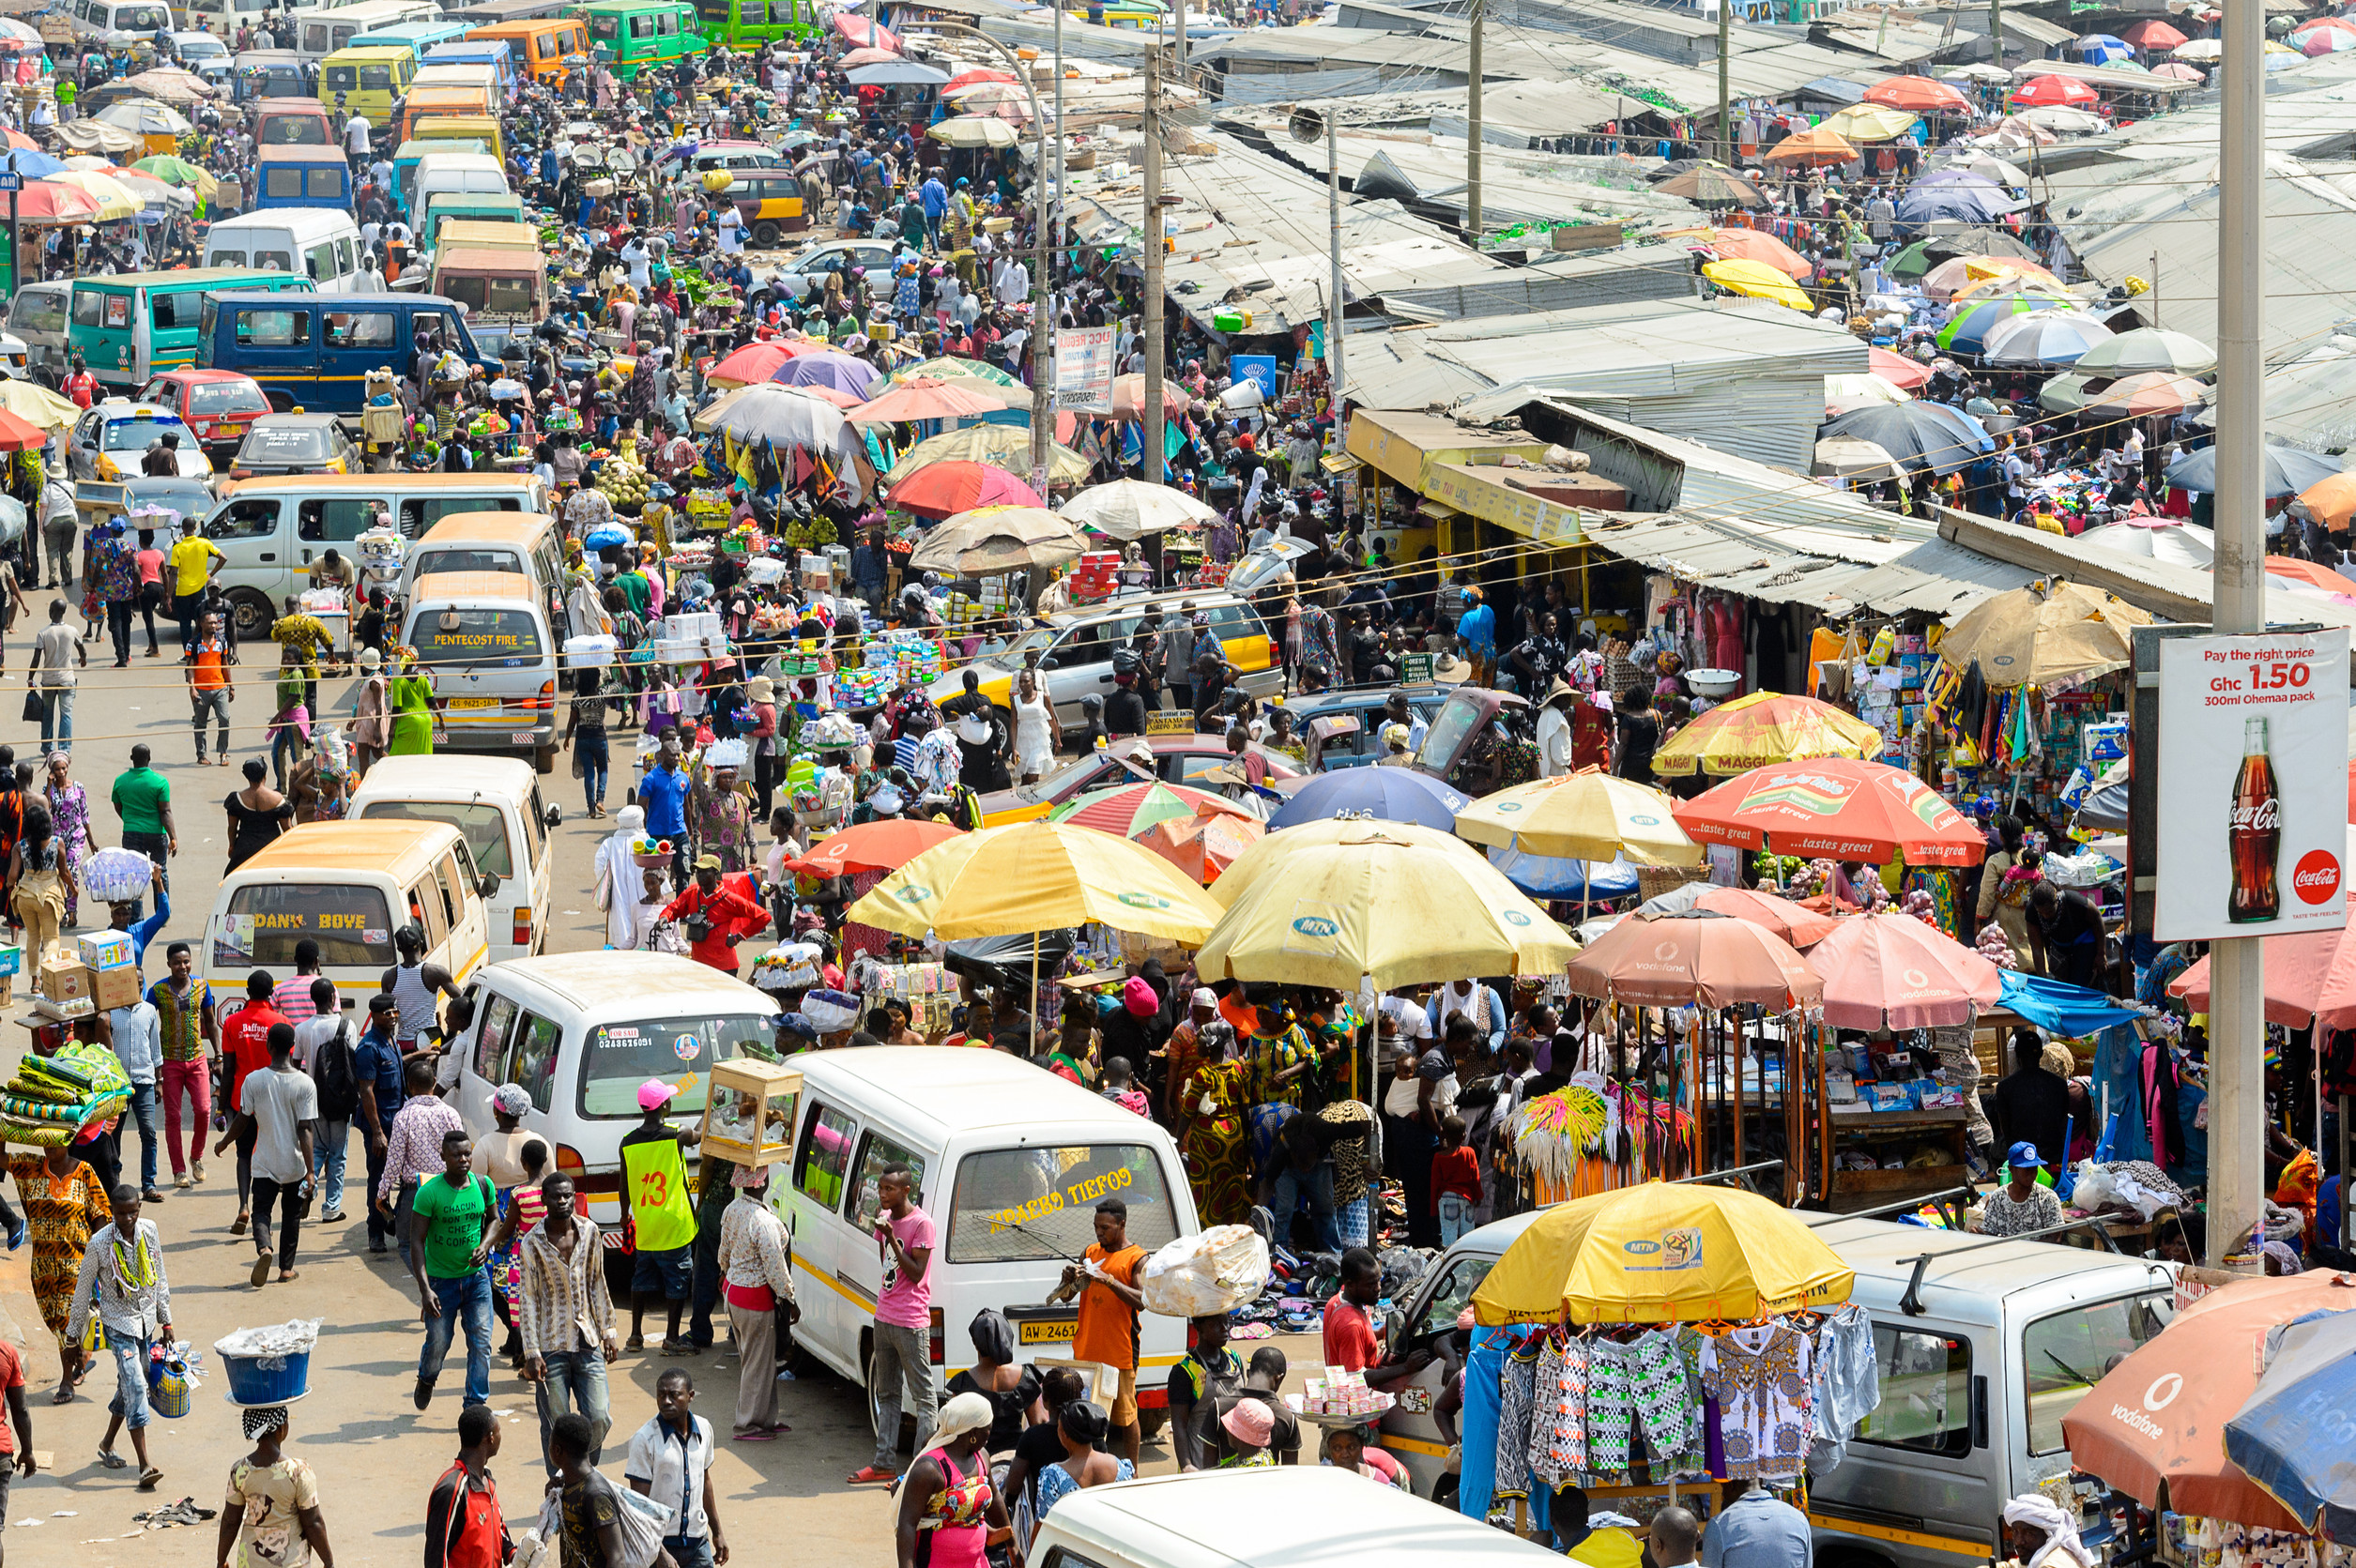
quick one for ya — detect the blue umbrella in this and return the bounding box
[2077,32,2134,59]
[2163,440,2344,497]
[1895,173,2023,228]
[1485,845,1640,902]
[1819,402,1994,476]
[2,147,63,178]
[2221,1308,2356,1538]
[1266,768,1469,831]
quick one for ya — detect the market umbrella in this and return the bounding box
[2169,894,2356,1027]
[2153,61,2209,79]
[2163,441,2342,498]
[1672,758,1987,866]
[2222,1307,2356,1536]
[1140,808,1264,887]
[1702,258,1811,310]
[2073,327,2218,376]
[0,379,83,434]
[1895,173,2021,227]
[1194,822,1576,991]
[1471,1181,1852,1326]
[905,505,1088,575]
[119,66,213,101]
[846,819,1223,943]
[1818,103,1920,142]
[2077,32,2134,60]
[1653,691,1888,778]
[2023,104,2109,134]
[44,171,140,221]
[831,13,900,48]
[1936,579,2152,687]
[891,424,1092,483]
[1452,768,1702,866]
[115,172,190,212]
[1567,910,1823,1011]
[1863,74,1971,113]
[1979,310,2115,367]
[690,382,855,454]
[52,119,142,156]
[1818,402,1992,476]
[2174,37,2226,59]
[1824,373,1913,415]
[1869,346,1934,388]
[1943,151,2029,187]
[1265,767,1472,832]
[773,350,884,399]
[1655,163,1765,207]
[2012,73,2100,107]
[2080,370,2211,419]
[887,461,1044,518]
[1051,781,1254,837]
[8,181,101,225]
[705,341,803,389]
[898,355,1021,388]
[790,819,967,878]
[130,153,220,199]
[2265,555,2356,595]
[1762,126,1857,166]
[2297,471,2356,528]
[1935,293,2073,355]
[2295,19,2356,53]
[1211,817,1486,910]
[2083,518,2216,569]
[1108,374,1193,419]
[846,60,947,85]
[1947,257,2063,300]
[837,45,899,65]
[928,116,1021,150]
[2119,17,2188,49]
[1689,886,1843,947]
[95,99,192,136]
[0,408,49,453]
[848,375,1008,425]
[2060,1273,2356,1531]
[1059,479,1219,540]
[1804,913,2002,1029]
[1813,435,1905,481]
[942,68,1017,88]
[1688,226,1812,280]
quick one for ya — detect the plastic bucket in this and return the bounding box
[217,1347,311,1406]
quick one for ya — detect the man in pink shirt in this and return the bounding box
[849,1162,936,1484]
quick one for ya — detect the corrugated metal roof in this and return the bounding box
[2016,59,2196,94]
[1383,251,1700,321]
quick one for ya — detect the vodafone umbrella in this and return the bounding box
[1672,758,1987,866]
[1804,913,2001,1028]
[2059,1272,2356,1531]
[2012,73,2100,107]
[1567,910,1823,1010]
[1691,887,1843,947]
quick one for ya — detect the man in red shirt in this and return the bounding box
[659,856,767,975]
[216,969,292,1239]
[424,1406,508,1568]
[1321,1248,1431,1392]
[0,1332,33,1539]
[61,356,96,411]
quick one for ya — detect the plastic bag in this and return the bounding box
[81,846,156,905]
[1138,1224,1271,1317]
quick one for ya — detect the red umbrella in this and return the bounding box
[706,341,809,388]
[887,461,1044,518]
[1691,887,1843,948]
[1804,913,2000,1028]
[0,409,44,452]
[0,129,35,151]
[1672,758,1987,866]
[2060,1272,2356,1532]
[1862,75,1971,113]
[832,13,900,48]
[2011,74,2100,107]
[2119,16,2188,48]
[790,819,966,878]
[2168,893,2356,1028]
[942,68,1017,89]
[1869,345,1933,388]
[2264,554,2356,595]
[1567,910,1824,1010]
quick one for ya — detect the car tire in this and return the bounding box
[265,388,296,414]
[225,587,275,642]
[1137,1405,1167,1441]
[532,744,558,776]
[753,221,780,248]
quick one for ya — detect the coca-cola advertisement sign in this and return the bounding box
[2155,631,2350,940]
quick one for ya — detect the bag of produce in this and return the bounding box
[1139,1225,1270,1317]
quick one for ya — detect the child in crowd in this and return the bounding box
[1430,1116,1482,1246]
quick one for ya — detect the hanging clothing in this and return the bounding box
[1808,1304,1880,1473]
[1494,1337,1540,1501]
[1700,1322,1814,1482]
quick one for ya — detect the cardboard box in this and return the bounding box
[0,944,22,979]
[77,931,134,971]
[38,956,92,1008]
[93,964,142,1012]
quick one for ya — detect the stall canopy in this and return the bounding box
[1996,970,2142,1035]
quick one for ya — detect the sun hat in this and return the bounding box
[1221,1399,1276,1447]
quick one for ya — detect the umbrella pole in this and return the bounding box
[1732,1009,1744,1176]
[1031,933,1040,1056]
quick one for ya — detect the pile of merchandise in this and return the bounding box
[0,1042,131,1147]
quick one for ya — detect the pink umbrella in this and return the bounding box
[1109,373,1192,419]
[1691,887,1844,948]
[2300,23,2356,53]
[2152,61,2208,78]
[2169,894,2356,1027]
[1805,913,2002,1028]
[1870,346,1934,389]
[832,13,900,48]
[1567,911,1824,1010]
[839,45,900,65]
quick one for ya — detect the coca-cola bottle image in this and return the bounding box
[2229,715,2282,923]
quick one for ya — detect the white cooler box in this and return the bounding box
[653,636,705,664]
[663,611,722,642]
[564,633,620,668]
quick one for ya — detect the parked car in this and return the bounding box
[976,733,1303,826]
[757,238,901,308]
[67,401,213,483]
[136,369,273,460]
[1282,682,1451,769]
[228,412,362,478]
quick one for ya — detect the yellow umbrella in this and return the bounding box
[1453,768,1702,865]
[845,820,1224,943]
[0,378,84,433]
[889,423,1093,483]
[1652,691,1888,778]
[1702,259,1813,311]
[1193,822,1578,990]
[1470,1181,1854,1326]
[1820,103,1920,142]
[1208,817,1487,910]
[1937,579,2152,689]
[44,171,140,221]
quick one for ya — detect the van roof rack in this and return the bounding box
[1892,1215,2132,1316]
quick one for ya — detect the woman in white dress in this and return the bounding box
[1009,668,1060,786]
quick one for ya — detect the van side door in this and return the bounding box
[204,492,296,609]
[458,982,517,1131]
[318,306,399,412]
[1807,1319,1997,1568]
[779,1098,863,1380]
[436,845,490,979]
[223,298,318,413]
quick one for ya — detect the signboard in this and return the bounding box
[1400,652,1434,684]
[1053,326,1114,414]
[0,174,21,192]
[1232,355,1278,399]
[1144,710,1193,737]
[2153,628,2350,940]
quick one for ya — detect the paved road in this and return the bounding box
[0,633,1317,1563]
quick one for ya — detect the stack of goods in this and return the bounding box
[941,589,988,632]
[631,835,676,868]
[776,636,830,680]
[355,525,405,591]
[667,541,715,575]
[1847,628,1931,762]
[1069,551,1119,601]
[1974,922,2018,969]
[592,457,653,513]
[895,638,944,686]
[81,846,156,906]
[751,942,825,994]
[780,512,838,550]
[1289,1367,1391,1420]
[658,610,726,663]
[856,960,954,1033]
[682,487,734,528]
[834,662,892,708]
[1,1042,131,1147]
[1138,1225,1271,1317]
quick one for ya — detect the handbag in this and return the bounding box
[21,688,42,724]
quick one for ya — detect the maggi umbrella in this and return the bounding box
[1672,758,1986,866]
[1652,691,1886,778]
[2012,73,2100,106]
[789,819,966,879]
[1702,259,1813,310]
[1804,913,2001,1028]
[846,819,1223,943]
[1566,910,1824,1010]
[2060,1272,2356,1530]
[1452,768,1702,866]
[1936,579,2152,688]
[1470,1181,1853,1325]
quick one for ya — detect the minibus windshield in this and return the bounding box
[579,1014,773,1118]
[947,1144,1179,1263]
[219,882,396,967]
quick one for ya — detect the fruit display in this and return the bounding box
[594,459,654,512]
[781,513,837,549]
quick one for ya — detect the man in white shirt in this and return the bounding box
[344,112,370,166]
[625,1369,727,1565]
[992,254,1029,306]
[716,204,744,255]
[1376,989,1430,1074]
[1536,682,1576,778]
[620,236,650,290]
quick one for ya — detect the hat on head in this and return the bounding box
[1191,987,1217,1009]
[2007,1141,2043,1170]
[492,1084,533,1118]
[359,647,383,672]
[1221,1399,1276,1448]
[1122,976,1159,1017]
[748,675,774,702]
[694,853,723,871]
[638,1079,678,1111]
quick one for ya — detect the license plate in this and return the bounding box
[450,697,497,711]
[1018,1317,1078,1346]
[216,423,247,439]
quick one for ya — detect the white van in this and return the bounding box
[399,510,574,642]
[203,210,369,293]
[412,153,511,222]
[293,0,436,58]
[7,282,70,384]
[350,755,560,959]
[445,951,784,1237]
[403,571,562,773]
[69,0,174,41]
[204,819,495,1007]
[783,1048,1199,1444]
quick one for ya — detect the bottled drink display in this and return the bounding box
[2229,715,2282,923]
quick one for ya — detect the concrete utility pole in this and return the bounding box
[1718,0,1731,167]
[1142,49,1166,484]
[1466,0,1483,240]
[1989,0,2004,69]
[2208,0,2266,1267]
[1325,109,1346,404]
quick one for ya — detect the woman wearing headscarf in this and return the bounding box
[714,1164,796,1441]
[945,1309,1042,1454]
[593,805,651,950]
[892,1392,1010,1568]
[216,1403,333,1568]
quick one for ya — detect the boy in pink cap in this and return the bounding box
[620,1077,701,1354]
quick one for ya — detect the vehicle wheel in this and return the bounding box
[532,744,558,776]
[1137,1405,1167,1442]
[753,221,780,248]
[264,388,295,414]
[225,587,275,642]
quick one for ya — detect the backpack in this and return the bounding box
[313,1020,360,1120]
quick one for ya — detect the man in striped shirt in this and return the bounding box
[516,1172,617,1476]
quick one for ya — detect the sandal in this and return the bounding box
[97,1448,128,1469]
[625,1333,646,1352]
[137,1466,164,1491]
[231,1212,249,1237]
[50,1385,72,1406]
[250,1249,272,1286]
[277,1270,298,1283]
[732,1426,783,1442]
[661,1337,694,1355]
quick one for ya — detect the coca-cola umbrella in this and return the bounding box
[1672,758,1987,866]
[1805,913,2002,1029]
[1566,910,1824,1011]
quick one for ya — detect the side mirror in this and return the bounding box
[544,805,562,828]
[478,872,502,898]
[1037,657,1057,671]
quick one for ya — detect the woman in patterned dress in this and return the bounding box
[43,751,94,928]
[8,1143,108,1400]
[1178,1023,1252,1225]
[688,765,758,874]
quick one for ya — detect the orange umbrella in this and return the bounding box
[1109,374,1192,419]
[2169,896,2356,1028]
[849,376,1012,425]
[839,45,900,65]
[1763,126,1857,166]
[1673,758,1986,866]
[1705,227,1813,281]
[2298,471,2356,529]
[1568,910,1823,1010]
[0,408,42,451]
[1142,807,1266,886]
[1691,887,1843,947]
[2119,17,2187,49]
[790,819,967,877]
[1863,75,1971,113]
[942,68,1017,89]
[1804,913,2001,1028]
[2264,555,2356,596]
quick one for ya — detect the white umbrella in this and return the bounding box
[1813,435,1905,481]
[927,115,1021,149]
[2022,105,2108,133]
[94,99,192,136]
[2071,327,2219,376]
[2083,519,2216,569]
[1980,310,2116,367]
[1942,63,2014,81]
[1824,373,1913,413]
[1060,479,1220,540]
[114,172,192,211]
[1946,151,2028,186]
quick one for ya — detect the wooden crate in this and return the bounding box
[697,1058,802,1169]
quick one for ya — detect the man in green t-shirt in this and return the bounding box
[110,742,176,910]
[409,1128,497,1412]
